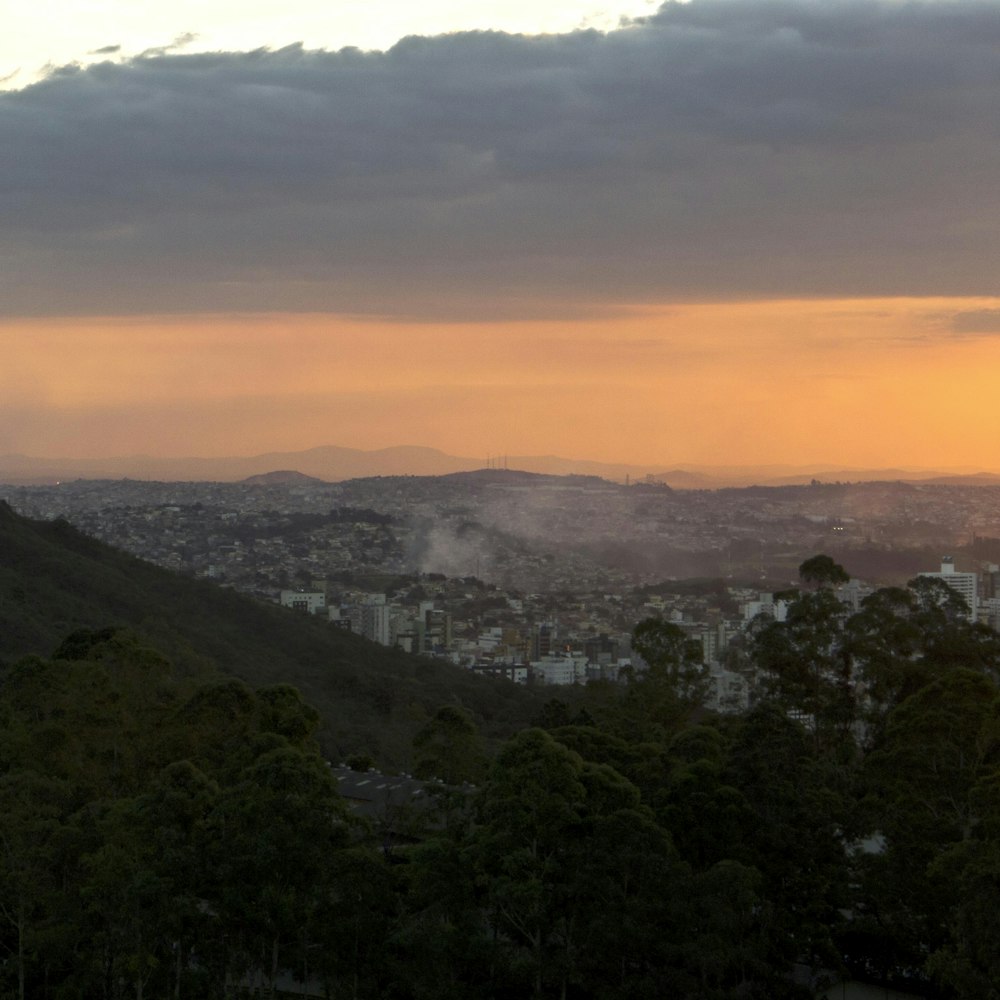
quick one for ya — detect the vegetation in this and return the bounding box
[0,501,544,764]
[3,510,1000,998]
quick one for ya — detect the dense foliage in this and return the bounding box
[4,522,1000,998]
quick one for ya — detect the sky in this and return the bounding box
[3,0,1000,470]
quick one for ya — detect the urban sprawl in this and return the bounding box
[9,471,1000,712]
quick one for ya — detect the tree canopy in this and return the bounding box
[5,550,1000,998]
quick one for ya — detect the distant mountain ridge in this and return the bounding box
[241,469,326,485]
[0,445,995,488]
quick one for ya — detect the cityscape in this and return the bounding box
[9,469,1000,711]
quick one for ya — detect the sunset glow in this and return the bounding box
[3,297,998,469]
[4,1,1000,475]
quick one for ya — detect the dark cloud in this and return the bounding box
[137,32,199,58]
[89,45,122,55]
[2,0,1000,318]
[952,309,1000,334]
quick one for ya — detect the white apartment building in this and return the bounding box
[741,593,789,623]
[531,652,588,686]
[361,602,391,646]
[919,557,978,622]
[280,590,326,614]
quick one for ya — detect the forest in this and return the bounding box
[2,559,1000,999]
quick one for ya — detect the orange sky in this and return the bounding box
[3,297,999,470]
[5,3,1000,477]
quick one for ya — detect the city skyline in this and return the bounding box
[4,1,1000,469]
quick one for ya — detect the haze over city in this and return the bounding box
[3,0,1000,471]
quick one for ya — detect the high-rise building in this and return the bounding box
[361,603,391,646]
[532,622,555,659]
[919,557,978,622]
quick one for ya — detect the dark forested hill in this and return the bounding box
[0,501,539,763]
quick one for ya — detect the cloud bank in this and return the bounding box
[3,0,1000,318]
[952,308,1000,334]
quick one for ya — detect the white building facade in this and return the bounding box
[919,557,978,622]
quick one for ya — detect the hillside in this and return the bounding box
[4,444,996,488]
[0,501,540,763]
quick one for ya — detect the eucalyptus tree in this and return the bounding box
[751,590,855,747]
[859,669,1000,989]
[799,554,850,590]
[208,743,351,998]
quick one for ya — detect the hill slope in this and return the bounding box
[0,501,539,763]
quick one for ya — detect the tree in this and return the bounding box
[658,725,754,872]
[572,804,686,999]
[724,703,851,979]
[799,554,850,590]
[929,837,1000,998]
[907,574,975,625]
[752,590,855,745]
[842,586,925,743]
[631,618,708,708]
[843,582,1000,750]
[0,629,375,1000]
[256,683,322,745]
[672,860,775,999]
[79,796,173,1000]
[867,669,1000,850]
[393,832,494,1000]
[858,670,1000,987]
[0,771,68,1000]
[412,705,488,786]
[209,744,351,998]
[312,848,399,1000]
[472,729,588,999]
[136,760,221,998]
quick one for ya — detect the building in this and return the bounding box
[280,590,326,614]
[919,557,978,622]
[741,592,789,623]
[980,597,1000,632]
[699,621,736,665]
[531,652,588,686]
[361,602,391,646]
[834,578,875,613]
[532,622,556,659]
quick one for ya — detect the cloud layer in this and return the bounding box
[4,0,1000,318]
